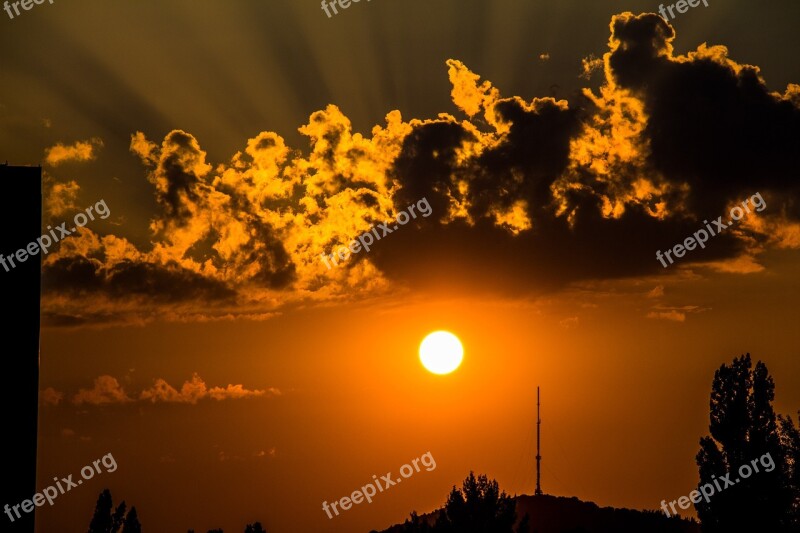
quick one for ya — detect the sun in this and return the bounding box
[419,331,463,375]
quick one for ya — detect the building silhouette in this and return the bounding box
[0,164,41,533]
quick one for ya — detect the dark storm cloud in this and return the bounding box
[607,13,800,217]
[367,12,799,290]
[41,12,800,323]
[43,256,237,303]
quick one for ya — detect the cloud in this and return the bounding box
[139,373,275,404]
[376,12,799,292]
[646,304,708,322]
[603,14,800,219]
[56,374,275,406]
[581,54,603,79]
[73,375,132,405]
[43,176,80,218]
[41,12,800,325]
[647,285,665,298]
[447,59,500,119]
[559,317,579,329]
[254,448,277,459]
[41,387,64,406]
[44,256,238,304]
[139,375,203,404]
[44,138,103,166]
[647,309,686,322]
[60,428,91,441]
[218,450,240,462]
[208,383,278,401]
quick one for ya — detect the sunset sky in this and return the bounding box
[2,1,800,532]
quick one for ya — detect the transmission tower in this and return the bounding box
[535,386,543,496]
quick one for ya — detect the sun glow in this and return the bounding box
[419,331,464,375]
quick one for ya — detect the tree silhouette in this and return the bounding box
[401,511,433,532]
[87,490,141,533]
[123,507,141,533]
[111,501,126,533]
[779,412,800,529]
[514,513,529,533]
[433,472,527,533]
[87,490,113,533]
[696,354,798,532]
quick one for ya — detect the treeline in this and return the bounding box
[84,353,800,533]
[85,489,267,533]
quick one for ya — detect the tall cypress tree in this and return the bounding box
[696,354,796,532]
[122,507,141,533]
[87,490,114,533]
[111,501,126,533]
[778,413,800,529]
[87,491,142,533]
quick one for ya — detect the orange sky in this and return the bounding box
[37,265,800,531]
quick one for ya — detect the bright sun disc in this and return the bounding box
[419,331,463,374]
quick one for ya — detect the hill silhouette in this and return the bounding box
[377,493,700,533]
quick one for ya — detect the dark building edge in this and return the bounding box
[0,164,42,532]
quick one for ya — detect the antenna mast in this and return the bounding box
[535,386,543,496]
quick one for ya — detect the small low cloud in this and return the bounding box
[647,309,686,322]
[55,373,275,406]
[140,374,208,404]
[208,383,277,401]
[646,305,708,322]
[218,446,276,462]
[61,428,91,441]
[73,375,133,405]
[647,285,665,298]
[559,316,579,329]
[44,138,103,166]
[580,54,603,79]
[254,447,277,459]
[41,387,64,406]
[140,373,276,404]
